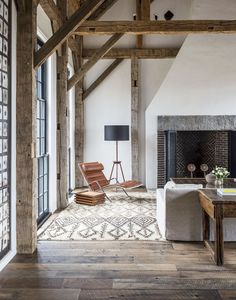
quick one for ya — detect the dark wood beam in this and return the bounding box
[88,0,119,20]
[68,33,123,90]
[74,20,236,35]
[136,0,150,48]
[16,0,38,254]
[83,58,123,100]
[82,48,179,59]
[131,57,139,181]
[56,0,69,209]
[72,37,85,187]
[136,0,142,48]
[39,0,63,26]
[34,0,106,68]
[14,0,25,11]
[68,0,80,17]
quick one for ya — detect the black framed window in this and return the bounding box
[36,39,49,225]
[0,0,11,260]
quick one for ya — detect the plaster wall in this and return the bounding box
[83,0,192,183]
[145,1,236,188]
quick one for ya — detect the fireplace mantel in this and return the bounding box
[157,115,236,131]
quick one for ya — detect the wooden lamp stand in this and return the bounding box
[109,141,125,183]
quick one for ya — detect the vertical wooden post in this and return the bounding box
[131,57,140,181]
[136,0,150,48]
[16,0,38,253]
[73,37,84,187]
[136,0,142,48]
[57,0,69,208]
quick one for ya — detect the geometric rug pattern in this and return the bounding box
[38,192,161,241]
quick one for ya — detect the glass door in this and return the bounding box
[36,39,49,225]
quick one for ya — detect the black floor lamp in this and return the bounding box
[104,125,129,183]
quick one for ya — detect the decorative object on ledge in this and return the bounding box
[154,14,158,20]
[212,166,230,188]
[205,172,216,184]
[164,10,174,20]
[200,164,209,177]
[187,163,196,178]
[104,125,129,183]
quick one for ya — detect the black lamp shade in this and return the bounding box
[104,125,129,141]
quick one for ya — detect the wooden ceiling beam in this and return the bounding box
[68,0,118,56]
[67,33,123,90]
[88,0,119,20]
[74,20,236,35]
[39,0,63,28]
[34,0,106,68]
[136,0,150,48]
[68,0,80,17]
[39,0,62,24]
[83,58,123,100]
[82,47,179,59]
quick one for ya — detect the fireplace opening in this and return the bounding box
[157,130,236,187]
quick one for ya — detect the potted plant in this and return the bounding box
[212,166,230,188]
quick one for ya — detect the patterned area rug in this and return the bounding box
[38,192,161,241]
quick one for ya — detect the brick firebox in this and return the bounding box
[157,116,236,188]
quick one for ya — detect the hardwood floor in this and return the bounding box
[0,241,236,299]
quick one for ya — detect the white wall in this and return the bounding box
[145,1,236,188]
[0,0,17,271]
[83,0,190,183]
[84,60,132,181]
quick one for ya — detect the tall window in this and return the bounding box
[0,0,11,260]
[36,39,49,225]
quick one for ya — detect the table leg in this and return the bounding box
[215,205,224,266]
[202,209,210,241]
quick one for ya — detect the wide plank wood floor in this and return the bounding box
[0,241,236,299]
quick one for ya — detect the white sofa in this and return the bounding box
[157,181,236,241]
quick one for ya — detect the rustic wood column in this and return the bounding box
[16,0,38,253]
[131,57,140,181]
[72,37,84,187]
[57,0,69,208]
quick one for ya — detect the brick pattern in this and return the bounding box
[215,131,228,168]
[157,130,229,188]
[157,131,166,187]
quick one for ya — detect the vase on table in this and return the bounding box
[215,178,224,188]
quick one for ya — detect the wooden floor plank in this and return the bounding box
[0,289,80,300]
[113,278,236,290]
[219,290,236,300]
[78,289,221,300]
[1,240,236,299]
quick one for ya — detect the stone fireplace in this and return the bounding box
[157,116,236,187]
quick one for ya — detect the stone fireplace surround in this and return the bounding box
[157,115,236,188]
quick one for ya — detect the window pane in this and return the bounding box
[39,176,43,196]
[44,175,48,191]
[41,120,45,138]
[37,82,42,99]
[41,138,45,155]
[38,196,43,215]
[41,101,45,119]
[39,158,43,177]
[44,192,48,211]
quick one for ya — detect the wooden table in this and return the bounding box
[199,189,236,266]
